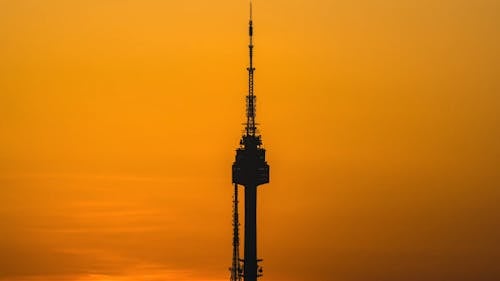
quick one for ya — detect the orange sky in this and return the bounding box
[1,1,499,281]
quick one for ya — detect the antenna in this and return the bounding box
[246,0,256,136]
[229,183,242,281]
[250,0,253,22]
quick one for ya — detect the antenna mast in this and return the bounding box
[229,183,242,281]
[246,0,256,136]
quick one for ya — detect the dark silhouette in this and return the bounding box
[230,2,270,281]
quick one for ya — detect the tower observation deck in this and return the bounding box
[230,2,270,281]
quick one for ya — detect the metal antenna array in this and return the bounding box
[231,1,270,281]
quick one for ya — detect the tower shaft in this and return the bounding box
[244,184,258,281]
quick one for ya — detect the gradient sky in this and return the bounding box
[1,1,499,281]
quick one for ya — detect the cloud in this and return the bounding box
[0,263,217,281]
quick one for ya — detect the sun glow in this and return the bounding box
[1,0,499,281]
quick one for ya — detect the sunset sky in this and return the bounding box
[1,1,499,281]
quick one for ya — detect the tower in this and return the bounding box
[229,182,242,281]
[231,2,270,281]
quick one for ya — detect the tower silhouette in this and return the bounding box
[230,2,270,281]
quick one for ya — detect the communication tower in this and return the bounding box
[230,2,270,281]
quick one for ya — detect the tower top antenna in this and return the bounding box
[250,0,253,21]
[245,0,256,136]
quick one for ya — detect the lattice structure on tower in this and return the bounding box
[229,183,242,281]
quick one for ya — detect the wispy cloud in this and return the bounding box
[0,263,225,281]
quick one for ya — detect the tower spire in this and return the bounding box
[246,0,256,136]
